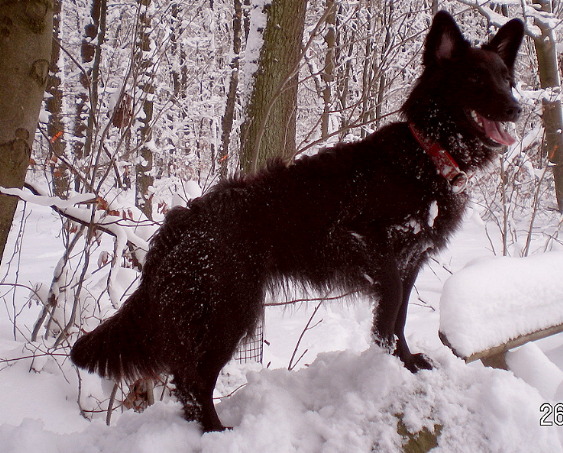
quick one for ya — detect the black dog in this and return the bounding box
[71,12,524,432]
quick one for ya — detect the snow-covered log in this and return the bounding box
[439,252,563,368]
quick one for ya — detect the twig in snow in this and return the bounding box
[106,382,119,426]
[288,301,323,371]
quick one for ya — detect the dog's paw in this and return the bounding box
[404,353,434,373]
[202,424,232,433]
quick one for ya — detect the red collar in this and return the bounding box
[408,123,469,194]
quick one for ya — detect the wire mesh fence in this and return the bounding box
[234,315,264,364]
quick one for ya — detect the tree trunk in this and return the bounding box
[321,0,336,140]
[360,5,375,138]
[0,0,53,262]
[135,0,154,220]
[74,0,106,162]
[83,0,106,163]
[236,0,307,363]
[219,0,243,179]
[47,0,70,199]
[240,0,308,174]
[336,5,356,141]
[375,1,393,129]
[532,0,563,211]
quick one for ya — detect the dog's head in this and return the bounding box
[406,11,524,149]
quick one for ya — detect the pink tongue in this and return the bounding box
[479,115,516,146]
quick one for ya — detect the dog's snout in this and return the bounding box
[505,103,521,121]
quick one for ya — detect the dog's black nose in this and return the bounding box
[505,104,521,121]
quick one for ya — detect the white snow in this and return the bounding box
[2,203,563,452]
[0,345,560,453]
[184,180,202,200]
[428,200,439,227]
[240,0,271,107]
[506,343,563,400]
[0,186,96,209]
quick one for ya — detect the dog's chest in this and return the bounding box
[391,199,439,236]
[388,194,465,259]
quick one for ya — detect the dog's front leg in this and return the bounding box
[370,257,403,354]
[393,262,433,372]
[370,257,433,373]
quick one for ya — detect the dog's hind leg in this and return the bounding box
[172,358,227,433]
[171,316,261,432]
[169,272,265,433]
[173,341,244,432]
[171,327,252,432]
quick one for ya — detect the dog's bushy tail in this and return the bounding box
[70,288,162,381]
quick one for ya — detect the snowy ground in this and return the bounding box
[1,202,563,452]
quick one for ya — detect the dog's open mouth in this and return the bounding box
[469,110,516,146]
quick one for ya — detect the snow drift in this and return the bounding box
[0,346,560,452]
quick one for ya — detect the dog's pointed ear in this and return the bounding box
[424,11,468,66]
[483,19,524,71]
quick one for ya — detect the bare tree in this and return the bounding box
[321,0,336,140]
[0,0,54,262]
[240,0,308,174]
[46,0,70,198]
[530,0,563,211]
[74,0,107,166]
[135,0,155,219]
[234,0,308,362]
[219,0,244,178]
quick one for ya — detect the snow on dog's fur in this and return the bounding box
[71,11,524,432]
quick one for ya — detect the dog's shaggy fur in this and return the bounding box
[71,12,524,432]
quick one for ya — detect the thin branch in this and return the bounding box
[265,290,358,307]
[106,383,119,426]
[288,301,323,371]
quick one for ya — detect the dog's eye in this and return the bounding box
[499,69,512,86]
[468,72,483,85]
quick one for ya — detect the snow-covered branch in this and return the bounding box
[1,183,152,254]
[0,185,95,209]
